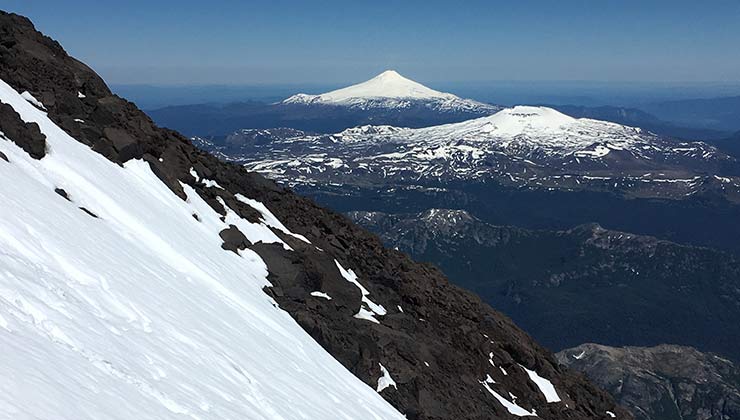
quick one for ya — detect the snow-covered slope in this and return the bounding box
[283,70,500,113]
[0,78,405,419]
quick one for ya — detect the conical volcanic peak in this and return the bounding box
[282,70,498,114]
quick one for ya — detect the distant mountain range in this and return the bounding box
[546,105,732,141]
[349,209,740,362]
[640,95,740,132]
[212,105,740,204]
[555,96,740,138]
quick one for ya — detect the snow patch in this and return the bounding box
[355,307,380,324]
[310,291,332,300]
[20,91,46,110]
[201,178,223,189]
[521,365,561,403]
[574,144,611,158]
[376,363,397,392]
[235,194,311,244]
[216,197,291,251]
[189,167,223,189]
[335,260,387,324]
[480,380,536,417]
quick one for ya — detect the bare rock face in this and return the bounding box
[557,344,740,420]
[219,225,250,252]
[0,10,631,420]
[0,101,46,158]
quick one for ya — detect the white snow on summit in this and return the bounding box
[336,105,645,153]
[283,70,499,113]
[0,78,405,420]
[289,70,456,102]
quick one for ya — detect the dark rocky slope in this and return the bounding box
[557,344,740,420]
[0,11,628,419]
[349,209,740,361]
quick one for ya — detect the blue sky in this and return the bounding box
[4,0,740,85]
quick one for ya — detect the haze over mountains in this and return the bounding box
[146,72,740,166]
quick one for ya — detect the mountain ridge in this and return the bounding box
[348,208,740,361]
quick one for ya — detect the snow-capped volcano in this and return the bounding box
[286,70,456,102]
[336,105,642,150]
[283,70,500,113]
[330,105,675,162]
[147,71,503,136]
[216,106,739,199]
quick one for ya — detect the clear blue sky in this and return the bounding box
[4,0,740,85]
